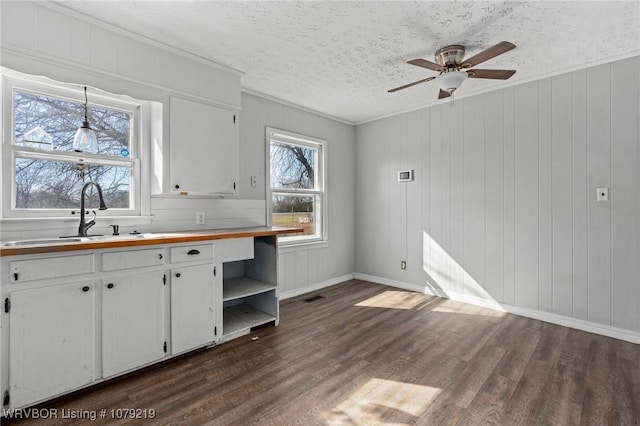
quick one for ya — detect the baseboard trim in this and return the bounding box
[279,273,355,300]
[355,273,640,345]
[353,273,428,294]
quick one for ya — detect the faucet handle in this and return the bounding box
[108,224,120,236]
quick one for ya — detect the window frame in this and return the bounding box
[1,73,143,219]
[266,127,327,246]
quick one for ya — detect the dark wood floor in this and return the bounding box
[5,280,640,425]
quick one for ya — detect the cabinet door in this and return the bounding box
[170,97,238,195]
[171,263,217,354]
[102,271,164,378]
[9,282,94,408]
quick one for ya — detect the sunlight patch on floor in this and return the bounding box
[432,300,507,318]
[327,378,440,425]
[355,291,429,310]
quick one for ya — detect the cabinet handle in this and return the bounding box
[13,273,18,281]
[174,184,180,189]
[158,253,163,260]
[82,286,90,292]
[107,283,114,289]
[175,273,181,278]
[187,249,200,255]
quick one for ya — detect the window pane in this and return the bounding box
[14,90,132,157]
[15,157,131,209]
[271,194,317,237]
[270,142,316,189]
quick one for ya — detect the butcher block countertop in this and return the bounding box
[0,226,302,257]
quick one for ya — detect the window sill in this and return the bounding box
[278,240,329,253]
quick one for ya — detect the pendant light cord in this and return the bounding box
[83,86,88,122]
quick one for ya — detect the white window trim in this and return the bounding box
[266,127,327,246]
[1,69,150,220]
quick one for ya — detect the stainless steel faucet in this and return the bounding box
[78,181,108,237]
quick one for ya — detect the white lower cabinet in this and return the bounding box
[221,236,278,340]
[170,262,219,354]
[101,271,165,378]
[1,233,281,411]
[8,281,95,408]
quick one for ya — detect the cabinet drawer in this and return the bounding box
[10,254,94,283]
[102,248,165,272]
[218,237,254,262]
[170,244,214,263]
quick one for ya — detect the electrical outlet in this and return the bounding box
[196,211,205,225]
[400,260,406,270]
[597,187,609,202]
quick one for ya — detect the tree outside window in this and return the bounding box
[268,129,325,244]
[3,76,140,217]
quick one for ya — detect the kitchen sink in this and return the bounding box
[85,234,150,241]
[1,232,189,247]
[2,238,85,247]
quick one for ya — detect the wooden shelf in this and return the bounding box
[223,277,275,301]
[223,304,275,336]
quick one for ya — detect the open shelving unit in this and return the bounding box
[221,236,278,340]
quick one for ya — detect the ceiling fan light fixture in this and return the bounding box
[437,71,467,93]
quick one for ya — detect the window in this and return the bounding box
[267,128,325,245]
[2,74,141,218]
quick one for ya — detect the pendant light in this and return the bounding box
[73,86,98,153]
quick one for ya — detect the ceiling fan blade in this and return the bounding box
[388,77,436,93]
[438,89,451,99]
[466,69,516,80]
[462,41,516,68]
[407,58,443,72]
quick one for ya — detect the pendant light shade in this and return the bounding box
[73,86,98,153]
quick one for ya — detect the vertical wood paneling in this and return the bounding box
[551,72,574,317]
[503,87,516,305]
[538,78,553,312]
[610,58,640,330]
[586,64,612,325]
[356,57,639,334]
[421,108,432,287]
[463,96,486,297]
[1,1,38,50]
[388,116,403,277]
[514,82,539,309]
[441,105,452,291]
[429,106,444,288]
[449,103,465,294]
[37,7,70,62]
[484,91,505,302]
[307,250,319,287]
[294,251,309,289]
[572,69,589,320]
[406,110,424,285]
[284,252,295,292]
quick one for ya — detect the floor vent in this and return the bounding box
[304,295,325,303]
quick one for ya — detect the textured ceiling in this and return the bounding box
[55,1,639,124]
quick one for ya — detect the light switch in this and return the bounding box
[596,187,609,202]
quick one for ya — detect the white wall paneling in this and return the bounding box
[149,198,265,231]
[241,93,356,296]
[0,1,241,107]
[356,56,640,336]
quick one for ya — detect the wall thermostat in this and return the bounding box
[398,170,414,182]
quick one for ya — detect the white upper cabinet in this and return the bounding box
[170,97,239,195]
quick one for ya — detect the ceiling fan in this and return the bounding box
[388,41,516,99]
